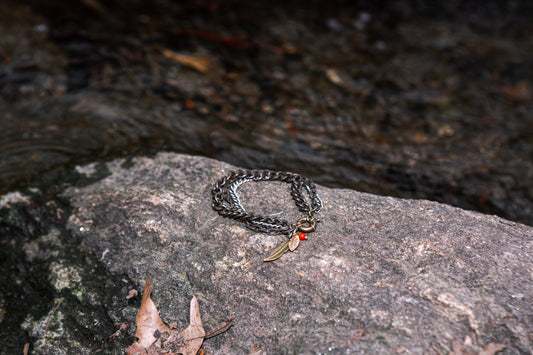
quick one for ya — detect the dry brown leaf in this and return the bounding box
[160,48,209,73]
[126,276,205,355]
[478,343,505,355]
[178,295,205,354]
[133,276,171,349]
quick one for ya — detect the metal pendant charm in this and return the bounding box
[264,230,309,261]
[288,232,300,251]
[263,239,290,262]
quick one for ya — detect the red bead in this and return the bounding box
[299,232,306,240]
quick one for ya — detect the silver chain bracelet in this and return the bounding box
[212,169,322,261]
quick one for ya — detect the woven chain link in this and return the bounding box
[212,169,322,236]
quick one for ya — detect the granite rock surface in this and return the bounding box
[58,153,533,354]
[6,153,532,354]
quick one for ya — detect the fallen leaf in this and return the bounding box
[160,48,209,73]
[126,276,171,353]
[500,83,531,102]
[185,99,196,109]
[126,276,205,355]
[325,68,343,85]
[178,295,205,354]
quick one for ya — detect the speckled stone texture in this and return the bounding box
[62,153,532,354]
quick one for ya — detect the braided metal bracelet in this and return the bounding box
[212,169,322,261]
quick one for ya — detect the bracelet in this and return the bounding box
[212,169,322,261]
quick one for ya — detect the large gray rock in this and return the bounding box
[25,153,533,353]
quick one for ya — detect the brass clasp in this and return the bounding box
[296,216,319,233]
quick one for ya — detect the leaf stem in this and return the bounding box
[204,317,234,339]
[186,317,234,341]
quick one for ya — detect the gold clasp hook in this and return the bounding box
[296,216,319,233]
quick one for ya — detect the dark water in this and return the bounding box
[1,0,532,225]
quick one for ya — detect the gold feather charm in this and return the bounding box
[263,239,290,262]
